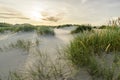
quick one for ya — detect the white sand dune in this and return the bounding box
[0,26,77,79]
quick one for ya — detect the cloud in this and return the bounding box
[0,6,30,20]
[41,11,64,22]
[0,16,30,20]
[0,12,18,16]
[42,16,61,22]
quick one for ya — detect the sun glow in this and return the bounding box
[27,5,44,21]
[29,11,42,21]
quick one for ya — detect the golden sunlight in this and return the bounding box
[24,6,44,21]
[29,11,42,21]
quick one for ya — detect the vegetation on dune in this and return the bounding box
[0,39,40,52]
[0,27,13,33]
[36,26,55,36]
[9,40,34,52]
[108,17,120,27]
[56,24,73,28]
[0,23,13,27]
[9,39,40,52]
[13,24,35,32]
[99,17,120,29]
[0,23,35,33]
[4,50,74,80]
[0,27,5,33]
[99,25,120,29]
[56,24,88,29]
[71,25,92,34]
[0,40,74,80]
[0,22,93,34]
[99,25,108,29]
[0,23,14,33]
[0,23,55,36]
[1,21,120,80]
[66,28,120,80]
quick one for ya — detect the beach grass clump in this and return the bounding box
[9,40,33,52]
[0,27,13,33]
[0,23,35,33]
[0,23,16,33]
[0,39,40,52]
[69,29,120,59]
[0,23,56,33]
[87,56,116,80]
[66,28,120,79]
[71,25,92,34]
[56,24,73,28]
[0,27,5,33]
[1,48,74,80]
[0,23,13,27]
[13,24,35,32]
[99,25,108,29]
[9,39,40,52]
[99,25,120,29]
[15,26,35,32]
[36,26,55,36]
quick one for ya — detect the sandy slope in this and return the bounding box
[0,32,36,78]
[23,27,74,70]
[0,26,74,78]
[0,32,36,47]
[0,26,94,80]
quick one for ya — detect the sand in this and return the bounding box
[0,26,75,78]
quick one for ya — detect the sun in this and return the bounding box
[30,11,42,21]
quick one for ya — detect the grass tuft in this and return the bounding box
[71,25,92,34]
[36,26,55,36]
[66,28,120,79]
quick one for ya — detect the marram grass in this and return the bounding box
[66,28,120,80]
[36,26,55,36]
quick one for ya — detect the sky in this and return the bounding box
[0,0,120,25]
